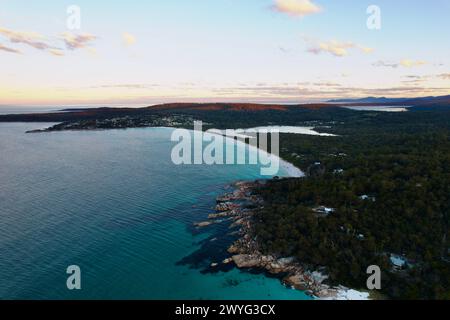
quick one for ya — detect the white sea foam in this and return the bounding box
[334,288,371,300]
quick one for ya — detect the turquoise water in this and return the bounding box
[0,123,310,300]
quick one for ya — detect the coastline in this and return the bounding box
[278,157,305,178]
[195,155,371,300]
[18,123,367,298]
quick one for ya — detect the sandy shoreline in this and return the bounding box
[278,157,305,178]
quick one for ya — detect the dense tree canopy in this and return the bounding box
[252,107,450,299]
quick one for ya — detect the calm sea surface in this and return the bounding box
[0,123,310,300]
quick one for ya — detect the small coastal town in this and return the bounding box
[26,114,197,133]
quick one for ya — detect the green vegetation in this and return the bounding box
[252,107,450,299]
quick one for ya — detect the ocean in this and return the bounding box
[0,107,63,115]
[0,122,310,300]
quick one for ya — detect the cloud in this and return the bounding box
[273,0,321,18]
[211,82,449,101]
[358,46,374,54]
[401,79,425,85]
[0,26,99,56]
[0,26,72,56]
[400,59,427,68]
[404,75,422,79]
[61,32,97,50]
[372,60,399,68]
[123,32,136,46]
[305,39,373,57]
[89,84,159,89]
[0,27,55,51]
[437,73,450,80]
[0,43,21,54]
[312,81,342,87]
[373,59,427,68]
[49,49,64,57]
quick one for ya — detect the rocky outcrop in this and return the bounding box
[231,255,261,268]
[216,202,240,212]
[196,180,370,300]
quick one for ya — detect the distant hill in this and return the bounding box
[144,103,290,112]
[328,95,450,106]
[143,102,339,112]
[1,95,449,123]
[0,103,332,123]
[402,95,450,106]
[328,97,408,104]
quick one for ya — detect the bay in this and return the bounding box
[0,123,310,300]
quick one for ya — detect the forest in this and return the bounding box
[252,106,450,299]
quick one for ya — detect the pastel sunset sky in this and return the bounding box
[0,0,449,106]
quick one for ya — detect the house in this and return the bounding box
[389,254,415,271]
[360,195,376,202]
[313,206,335,217]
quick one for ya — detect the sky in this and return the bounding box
[0,0,449,107]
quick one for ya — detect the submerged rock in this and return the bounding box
[208,211,233,219]
[194,221,213,227]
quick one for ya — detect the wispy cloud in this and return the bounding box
[0,26,60,54]
[49,49,65,57]
[123,32,136,46]
[273,0,321,18]
[0,43,21,54]
[404,75,423,79]
[89,83,159,89]
[359,46,374,54]
[437,73,450,80]
[373,59,427,68]
[211,82,449,101]
[372,60,399,68]
[312,81,342,87]
[0,26,97,56]
[304,38,373,57]
[400,59,427,68]
[61,32,97,50]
